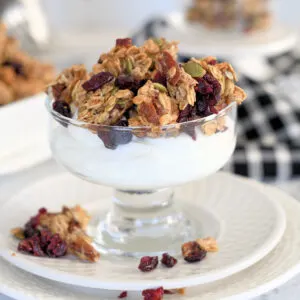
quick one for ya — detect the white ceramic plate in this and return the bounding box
[162,12,297,57]
[0,175,299,300]
[0,172,285,290]
[0,93,51,175]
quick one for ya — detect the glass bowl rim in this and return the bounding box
[45,95,237,131]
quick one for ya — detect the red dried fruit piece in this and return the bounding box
[161,253,177,268]
[39,208,47,214]
[182,241,207,263]
[142,287,164,300]
[40,229,52,249]
[138,256,159,272]
[18,239,33,253]
[203,74,221,96]
[116,38,133,47]
[183,123,197,141]
[163,289,173,294]
[46,233,67,257]
[118,291,128,298]
[177,104,194,123]
[157,51,181,85]
[52,101,72,118]
[152,71,167,87]
[208,59,217,65]
[24,208,48,238]
[82,72,114,92]
[97,127,132,150]
[18,236,46,257]
[115,75,145,94]
[196,78,213,95]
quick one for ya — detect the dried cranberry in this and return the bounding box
[39,208,47,214]
[115,74,135,90]
[204,74,221,96]
[177,105,193,123]
[118,291,128,298]
[196,78,213,94]
[138,256,159,272]
[97,128,132,150]
[182,241,207,263]
[18,239,33,253]
[82,72,114,92]
[18,236,45,257]
[208,59,217,65]
[183,124,197,141]
[161,253,177,268]
[52,101,72,118]
[40,229,52,249]
[196,97,209,115]
[46,233,67,257]
[116,119,129,127]
[142,287,164,300]
[3,61,24,76]
[24,209,47,238]
[153,71,167,87]
[116,38,132,47]
[115,75,146,95]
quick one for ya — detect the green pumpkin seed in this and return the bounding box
[183,61,206,78]
[125,58,133,74]
[153,82,167,93]
[152,38,163,47]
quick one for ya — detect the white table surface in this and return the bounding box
[0,160,300,300]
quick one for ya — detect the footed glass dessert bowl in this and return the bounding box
[46,37,245,257]
[47,98,237,256]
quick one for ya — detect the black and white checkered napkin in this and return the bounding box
[132,19,300,182]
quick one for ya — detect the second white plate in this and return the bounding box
[0,172,285,290]
[0,93,51,175]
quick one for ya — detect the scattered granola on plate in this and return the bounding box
[0,23,55,105]
[182,237,218,262]
[186,0,272,33]
[49,37,246,146]
[11,206,100,262]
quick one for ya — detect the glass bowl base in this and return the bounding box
[87,190,221,257]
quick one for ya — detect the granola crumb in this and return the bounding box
[201,120,218,136]
[196,237,219,252]
[11,252,16,257]
[177,288,186,295]
[10,227,25,240]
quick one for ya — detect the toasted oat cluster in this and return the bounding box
[11,206,100,262]
[0,24,55,105]
[187,0,272,33]
[50,37,246,145]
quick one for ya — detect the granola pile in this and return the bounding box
[187,0,272,33]
[11,206,100,262]
[50,37,246,146]
[0,23,55,105]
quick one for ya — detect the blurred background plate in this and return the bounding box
[0,93,51,175]
[164,12,298,57]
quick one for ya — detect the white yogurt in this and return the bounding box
[50,119,236,190]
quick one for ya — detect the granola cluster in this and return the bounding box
[11,206,100,262]
[187,0,272,33]
[50,37,246,145]
[0,24,55,105]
